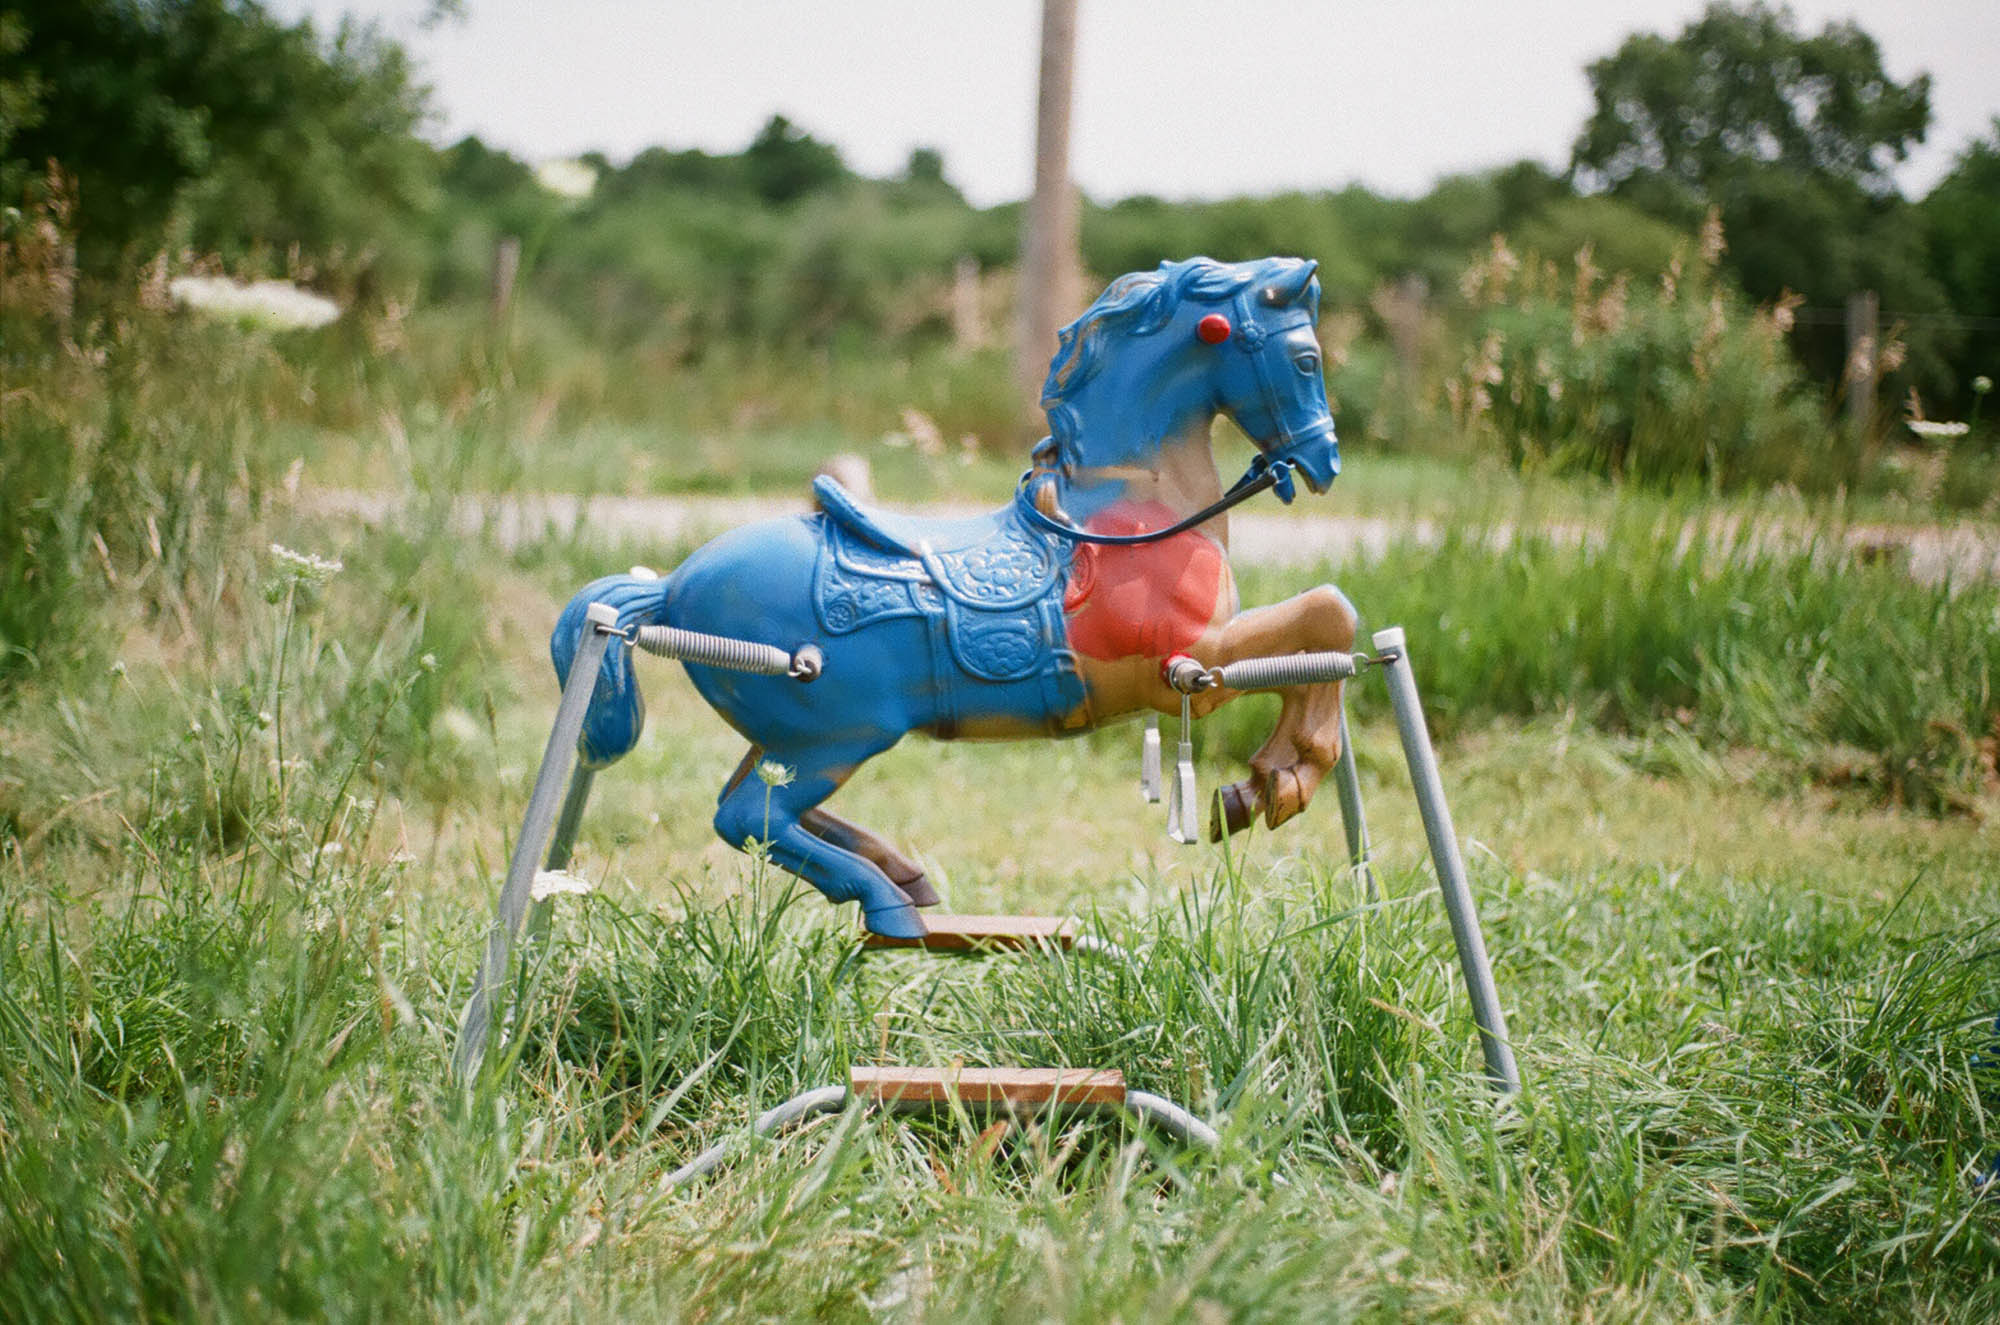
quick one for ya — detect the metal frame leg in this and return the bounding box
[523,765,598,949]
[1330,699,1377,900]
[1373,626,1521,1093]
[453,602,619,1081]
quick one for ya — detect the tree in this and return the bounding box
[1921,119,2000,404]
[1571,2,1949,391]
[1573,2,1929,205]
[741,114,848,205]
[895,146,963,205]
[1,0,434,287]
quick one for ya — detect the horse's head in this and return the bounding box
[1196,259,1339,494]
[1041,257,1340,496]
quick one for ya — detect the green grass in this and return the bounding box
[4,750,1996,1320]
[7,286,2000,1318]
[5,495,2000,1320]
[1227,507,2000,814]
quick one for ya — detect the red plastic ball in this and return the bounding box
[1196,314,1232,345]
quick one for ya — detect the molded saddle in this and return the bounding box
[812,475,993,556]
[810,476,1073,686]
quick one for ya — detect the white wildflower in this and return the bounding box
[530,869,594,901]
[169,275,339,331]
[1908,420,1970,441]
[269,543,344,581]
[755,760,795,788]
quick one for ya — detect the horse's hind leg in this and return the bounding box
[711,749,926,939]
[719,747,939,908]
[800,808,941,907]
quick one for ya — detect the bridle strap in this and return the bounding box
[1013,457,1291,548]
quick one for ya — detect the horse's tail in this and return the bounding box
[551,568,676,768]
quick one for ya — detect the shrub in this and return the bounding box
[1449,216,1841,493]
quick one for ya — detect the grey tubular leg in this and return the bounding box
[523,766,597,948]
[662,1085,849,1188]
[453,603,618,1081]
[1373,626,1521,1094]
[1331,700,1377,900]
[546,766,596,871]
[1125,1091,1221,1149]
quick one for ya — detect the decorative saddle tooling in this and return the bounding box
[810,476,1087,730]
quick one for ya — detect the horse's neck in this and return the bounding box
[1057,407,1230,550]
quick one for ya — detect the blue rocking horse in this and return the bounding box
[553,256,1357,938]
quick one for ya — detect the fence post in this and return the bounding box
[953,255,984,352]
[490,235,522,329]
[1845,289,1880,441]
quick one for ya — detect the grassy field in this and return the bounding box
[5,472,1998,1320]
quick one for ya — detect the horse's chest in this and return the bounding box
[1063,503,1226,661]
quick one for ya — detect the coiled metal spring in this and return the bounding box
[1213,649,1363,691]
[631,624,820,680]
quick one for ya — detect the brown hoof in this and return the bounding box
[895,874,942,908]
[1209,780,1262,841]
[1262,767,1307,830]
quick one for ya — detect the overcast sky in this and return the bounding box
[276,1,2000,206]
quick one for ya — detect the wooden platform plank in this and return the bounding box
[862,914,1078,952]
[850,1065,1126,1109]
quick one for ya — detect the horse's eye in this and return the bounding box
[1295,351,1320,376]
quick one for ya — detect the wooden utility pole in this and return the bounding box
[1015,0,1082,410]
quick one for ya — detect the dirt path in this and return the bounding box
[305,487,2000,581]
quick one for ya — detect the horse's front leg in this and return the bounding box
[1200,584,1358,839]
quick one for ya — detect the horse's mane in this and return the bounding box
[1040,256,1317,409]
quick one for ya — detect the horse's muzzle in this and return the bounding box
[1271,420,1340,494]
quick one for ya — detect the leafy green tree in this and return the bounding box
[1921,118,2000,406]
[1574,1,1929,204]
[1,0,433,289]
[892,146,964,207]
[1571,2,1950,390]
[741,114,849,205]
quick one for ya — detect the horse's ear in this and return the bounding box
[1262,260,1319,307]
[1196,314,1232,344]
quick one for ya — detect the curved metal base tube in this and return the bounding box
[663,1082,1219,1189]
[663,1084,848,1189]
[1125,1091,1221,1149]
[1067,934,1136,966]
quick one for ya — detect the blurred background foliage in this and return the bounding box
[3,0,1998,488]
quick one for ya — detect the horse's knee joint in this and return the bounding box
[1309,584,1358,647]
